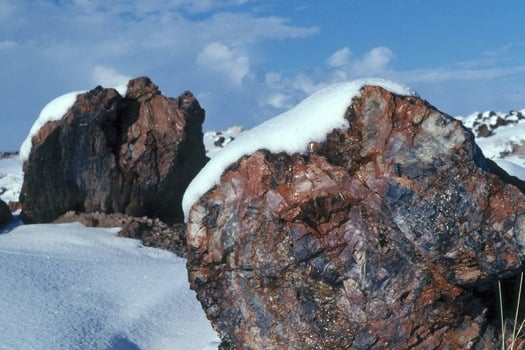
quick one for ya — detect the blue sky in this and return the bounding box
[1,0,524,151]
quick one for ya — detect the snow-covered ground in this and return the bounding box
[0,222,220,350]
[0,156,220,349]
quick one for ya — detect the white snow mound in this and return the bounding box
[182,78,416,219]
[19,91,85,161]
[19,83,129,161]
[0,222,220,349]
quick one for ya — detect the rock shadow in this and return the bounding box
[108,334,142,350]
[0,213,23,234]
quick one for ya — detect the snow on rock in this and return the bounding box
[0,222,220,349]
[493,158,525,181]
[19,84,130,161]
[182,78,416,219]
[19,91,85,161]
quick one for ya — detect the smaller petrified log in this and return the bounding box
[20,77,208,224]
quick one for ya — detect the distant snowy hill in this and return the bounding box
[458,109,525,179]
[0,154,22,203]
[203,126,244,158]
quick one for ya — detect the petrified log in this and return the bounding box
[186,83,525,349]
[20,77,208,224]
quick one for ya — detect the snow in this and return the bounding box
[460,109,525,130]
[203,126,245,158]
[114,83,128,97]
[475,125,525,159]
[0,221,220,350]
[493,158,525,180]
[0,156,23,203]
[183,78,417,220]
[457,109,525,178]
[19,91,85,161]
[19,84,130,161]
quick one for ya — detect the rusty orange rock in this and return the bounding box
[20,77,208,224]
[187,86,525,349]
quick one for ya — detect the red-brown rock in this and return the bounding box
[186,86,525,348]
[20,77,208,224]
[7,201,21,212]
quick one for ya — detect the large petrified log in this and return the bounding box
[186,84,525,349]
[20,77,208,224]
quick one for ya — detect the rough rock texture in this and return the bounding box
[186,86,525,349]
[55,211,187,257]
[0,199,12,228]
[20,77,208,224]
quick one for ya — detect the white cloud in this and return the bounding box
[197,42,251,85]
[258,71,333,112]
[322,46,525,86]
[0,0,324,151]
[324,46,394,74]
[352,46,393,73]
[399,66,525,84]
[258,46,397,111]
[292,73,328,95]
[264,72,283,88]
[327,47,351,68]
[199,13,318,45]
[5,2,317,69]
[0,1,17,19]
[184,0,248,13]
[91,66,132,88]
[482,43,515,58]
[265,93,293,109]
[0,40,18,50]
[2,0,524,152]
